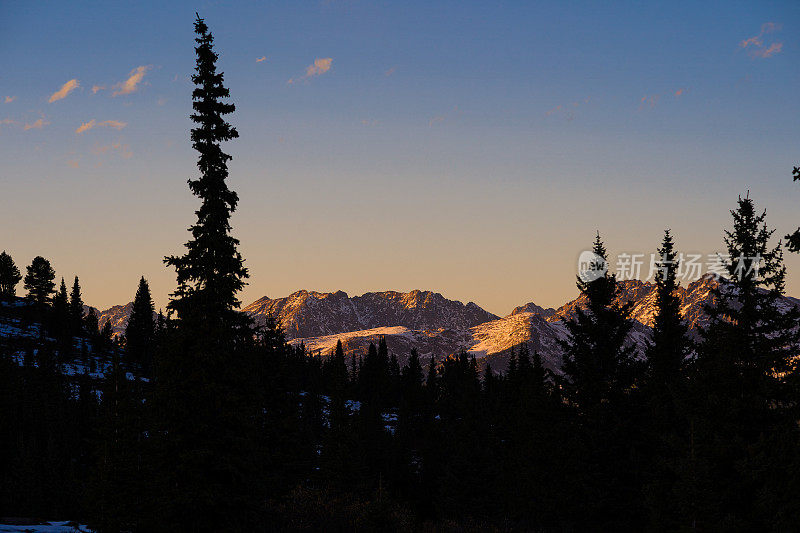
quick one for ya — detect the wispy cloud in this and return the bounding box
[384,66,396,77]
[639,94,660,109]
[112,65,151,96]
[288,57,333,84]
[67,159,79,169]
[0,118,18,128]
[93,141,133,159]
[752,42,783,58]
[4,96,15,104]
[49,79,79,103]
[256,56,267,63]
[360,119,380,127]
[428,105,464,127]
[91,85,105,94]
[545,104,562,116]
[674,88,686,97]
[24,117,50,130]
[75,119,128,134]
[740,22,783,59]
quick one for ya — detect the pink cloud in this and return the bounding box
[751,42,783,58]
[93,142,133,159]
[76,119,128,134]
[24,118,50,130]
[639,94,660,109]
[4,96,15,104]
[288,58,333,84]
[740,23,783,59]
[256,56,267,63]
[112,66,151,96]
[49,79,79,103]
[545,104,562,116]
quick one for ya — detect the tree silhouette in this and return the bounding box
[645,230,690,397]
[560,233,636,411]
[787,166,800,253]
[164,14,247,330]
[125,276,155,373]
[69,276,84,336]
[23,256,55,306]
[686,194,800,528]
[150,15,260,531]
[0,251,21,297]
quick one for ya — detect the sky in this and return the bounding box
[1,0,798,316]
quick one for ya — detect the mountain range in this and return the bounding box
[94,275,800,374]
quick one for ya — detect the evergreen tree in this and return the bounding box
[23,256,55,306]
[323,340,349,396]
[645,230,691,399]
[125,277,155,373]
[89,349,143,532]
[52,278,71,350]
[559,233,637,411]
[0,251,22,297]
[100,320,114,353]
[786,165,800,253]
[531,350,545,398]
[69,276,85,335]
[151,14,259,530]
[425,355,438,397]
[84,307,100,339]
[557,233,644,528]
[163,14,247,328]
[506,347,518,383]
[350,353,358,384]
[685,194,800,528]
[642,230,691,528]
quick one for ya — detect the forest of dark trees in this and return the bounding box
[1,16,799,532]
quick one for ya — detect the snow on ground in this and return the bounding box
[290,325,414,355]
[466,312,538,359]
[0,521,92,532]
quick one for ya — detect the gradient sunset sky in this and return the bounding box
[1,1,798,316]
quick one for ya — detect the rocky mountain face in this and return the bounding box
[88,275,799,373]
[287,275,799,373]
[96,302,135,337]
[242,289,498,339]
[88,302,158,338]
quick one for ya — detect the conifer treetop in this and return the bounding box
[164,14,248,325]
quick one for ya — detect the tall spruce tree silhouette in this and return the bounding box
[557,233,643,528]
[164,14,248,330]
[152,14,259,531]
[787,166,800,253]
[125,276,155,373]
[560,233,636,411]
[641,230,691,528]
[645,230,690,401]
[684,194,800,528]
[69,276,84,336]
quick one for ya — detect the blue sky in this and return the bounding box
[1,0,798,314]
